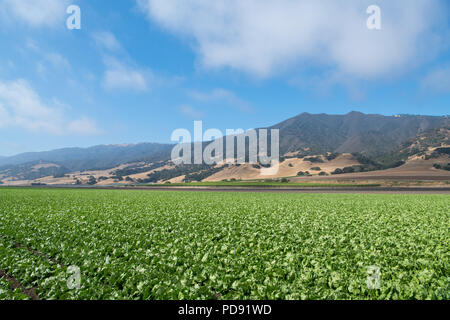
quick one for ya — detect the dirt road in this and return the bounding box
[2,185,449,194]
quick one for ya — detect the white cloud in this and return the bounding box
[0,104,11,127]
[1,0,70,27]
[0,79,101,135]
[25,39,40,52]
[188,88,252,113]
[102,58,149,92]
[422,66,450,94]
[36,62,47,76]
[44,53,70,70]
[92,34,149,92]
[92,31,122,51]
[179,105,204,118]
[24,40,71,75]
[67,117,102,135]
[103,67,148,92]
[92,33,166,93]
[138,0,446,79]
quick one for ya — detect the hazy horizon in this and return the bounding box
[1,110,448,157]
[1,0,449,156]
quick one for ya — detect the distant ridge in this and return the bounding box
[0,112,448,178]
[271,111,448,156]
[0,143,174,171]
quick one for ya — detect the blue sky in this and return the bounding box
[0,0,449,156]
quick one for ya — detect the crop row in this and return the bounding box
[0,188,448,299]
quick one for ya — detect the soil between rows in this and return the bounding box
[0,269,39,300]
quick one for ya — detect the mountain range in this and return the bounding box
[0,143,173,171]
[1,111,449,184]
[272,111,449,156]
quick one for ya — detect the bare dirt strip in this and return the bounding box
[142,187,450,195]
[306,175,450,181]
[0,269,40,300]
[115,186,450,194]
[13,242,65,268]
[3,185,449,194]
[2,235,117,297]
[0,235,66,300]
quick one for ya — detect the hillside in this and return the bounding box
[375,127,450,161]
[271,112,449,156]
[0,143,173,171]
[0,112,449,185]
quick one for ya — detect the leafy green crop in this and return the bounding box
[0,277,30,300]
[0,188,448,300]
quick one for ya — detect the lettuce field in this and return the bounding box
[0,188,448,300]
